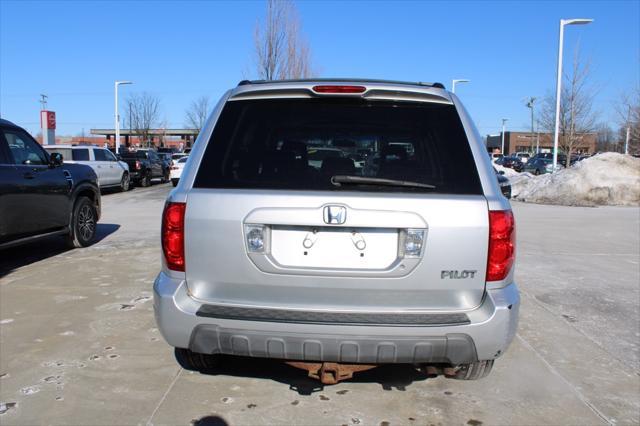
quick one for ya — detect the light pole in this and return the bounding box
[114,80,133,153]
[552,18,593,171]
[624,105,631,155]
[526,97,536,153]
[501,118,508,155]
[451,79,470,93]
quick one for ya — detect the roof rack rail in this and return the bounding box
[237,78,446,89]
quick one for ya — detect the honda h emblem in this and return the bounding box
[323,205,346,224]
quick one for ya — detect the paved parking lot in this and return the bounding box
[1,184,638,425]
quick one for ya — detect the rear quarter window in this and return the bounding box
[46,148,72,161]
[72,149,89,161]
[195,98,482,194]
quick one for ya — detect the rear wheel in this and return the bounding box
[65,196,97,248]
[175,348,220,371]
[120,172,130,192]
[450,360,494,380]
[140,171,151,187]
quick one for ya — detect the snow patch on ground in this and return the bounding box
[510,153,640,206]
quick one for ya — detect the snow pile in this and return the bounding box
[511,153,640,206]
[493,163,520,177]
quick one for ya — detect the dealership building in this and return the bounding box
[486,131,597,155]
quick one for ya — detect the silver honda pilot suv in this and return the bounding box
[154,79,519,382]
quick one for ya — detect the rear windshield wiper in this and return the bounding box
[330,175,436,190]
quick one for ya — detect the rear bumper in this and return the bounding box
[153,272,519,364]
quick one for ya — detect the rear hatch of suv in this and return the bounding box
[184,85,488,312]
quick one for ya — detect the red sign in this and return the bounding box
[40,110,56,130]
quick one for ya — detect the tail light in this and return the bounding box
[162,202,186,272]
[487,210,515,281]
[312,85,366,94]
[170,166,178,170]
[135,160,141,170]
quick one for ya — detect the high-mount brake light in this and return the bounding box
[486,210,516,281]
[312,85,366,94]
[162,202,186,272]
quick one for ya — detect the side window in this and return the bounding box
[4,129,48,165]
[72,149,90,161]
[105,150,118,162]
[0,131,11,164]
[93,148,109,162]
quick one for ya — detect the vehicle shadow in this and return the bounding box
[191,416,229,426]
[0,223,120,279]
[176,352,430,395]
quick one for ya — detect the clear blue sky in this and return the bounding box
[1,0,638,137]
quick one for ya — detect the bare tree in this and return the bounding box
[185,96,211,132]
[539,50,597,166]
[126,92,160,147]
[254,0,314,80]
[596,123,617,152]
[616,86,640,155]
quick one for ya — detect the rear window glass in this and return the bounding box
[194,98,482,194]
[121,151,148,159]
[45,148,72,160]
[73,148,89,161]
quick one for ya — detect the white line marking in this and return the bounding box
[516,334,613,425]
[146,367,183,425]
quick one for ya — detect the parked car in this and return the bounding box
[501,156,523,170]
[523,158,563,175]
[494,168,512,199]
[171,153,188,162]
[170,156,188,187]
[120,149,169,187]
[157,152,173,169]
[154,79,519,383]
[0,119,101,249]
[515,152,530,164]
[307,147,346,169]
[157,147,177,154]
[529,152,567,166]
[570,154,590,165]
[44,145,130,192]
[512,159,525,172]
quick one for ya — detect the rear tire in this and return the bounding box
[140,171,151,187]
[175,348,220,371]
[120,172,130,192]
[450,360,494,380]
[65,196,98,248]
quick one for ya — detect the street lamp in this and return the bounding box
[451,79,470,93]
[552,18,593,170]
[114,80,133,153]
[501,118,508,155]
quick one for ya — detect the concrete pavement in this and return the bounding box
[1,185,638,425]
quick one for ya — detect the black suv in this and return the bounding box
[0,119,101,249]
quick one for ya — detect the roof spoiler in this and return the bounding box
[238,78,446,90]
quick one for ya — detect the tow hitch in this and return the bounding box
[286,361,378,384]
